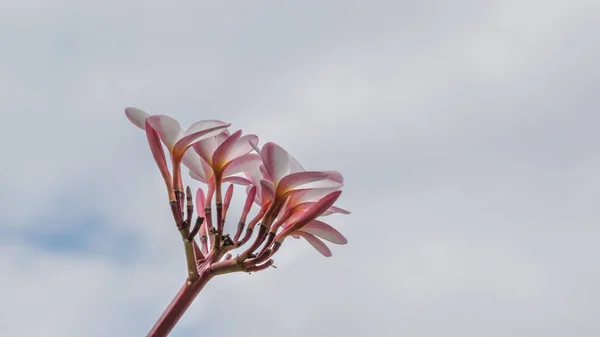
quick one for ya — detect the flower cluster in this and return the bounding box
[125,107,349,280]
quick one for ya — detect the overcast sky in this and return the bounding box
[1,1,599,336]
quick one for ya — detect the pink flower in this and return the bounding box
[190,131,260,182]
[250,142,349,256]
[267,187,350,256]
[186,130,262,204]
[125,107,173,198]
[125,107,230,199]
[290,220,348,255]
[260,142,343,202]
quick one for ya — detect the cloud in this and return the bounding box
[0,0,599,336]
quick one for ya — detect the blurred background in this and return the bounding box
[0,1,599,336]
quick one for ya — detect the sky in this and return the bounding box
[0,0,599,336]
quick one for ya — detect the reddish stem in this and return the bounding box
[145,268,213,337]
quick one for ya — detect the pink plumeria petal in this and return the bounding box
[300,219,347,244]
[193,137,218,165]
[291,202,350,216]
[180,120,229,145]
[223,176,253,186]
[275,191,342,242]
[288,187,339,206]
[287,151,305,174]
[327,170,344,184]
[147,115,184,149]
[222,153,262,177]
[277,171,343,196]
[144,120,173,196]
[201,157,214,181]
[284,212,304,227]
[216,132,230,144]
[182,150,207,182]
[212,130,242,171]
[260,179,275,204]
[244,165,265,188]
[173,120,231,159]
[235,134,259,155]
[191,131,229,166]
[189,170,207,183]
[125,107,150,130]
[259,164,272,182]
[215,133,258,171]
[261,142,291,184]
[279,190,343,238]
[322,205,351,215]
[242,166,266,204]
[295,232,332,257]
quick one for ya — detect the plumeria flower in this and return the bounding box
[236,142,348,257]
[267,186,350,256]
[258,142,344,224]
[186,130,262,204]
[185,131,229,185]
[201,130,260,180]
[125,107,231,199]
[261,143,344,197]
